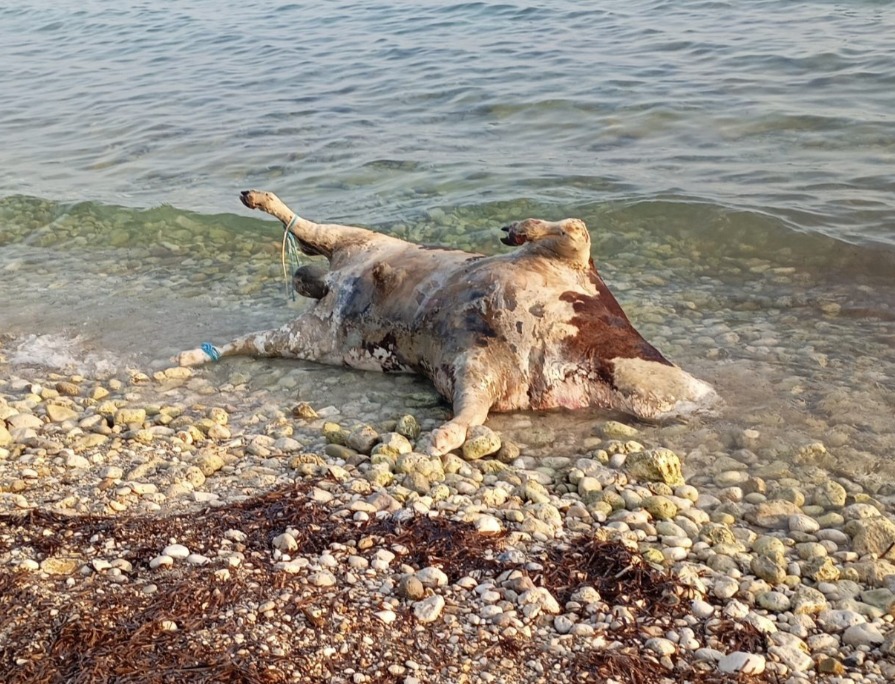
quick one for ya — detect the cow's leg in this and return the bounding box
[240,190,389,260]
[176,311,339,367]
[426,353,499,456]
[293,263,329,300]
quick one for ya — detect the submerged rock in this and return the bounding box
[461,425,501,460]
[395,415,421,440]
[623,448,684,486]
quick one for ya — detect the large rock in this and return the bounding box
[7,413,43,430]
[791,586,828,615]
[462,425,501,460]
[346,424,380,454]
[624,448,684,486]
[372,432,412,458]
[395,453,445,481]
[395,415,421,440]
[843,623,885,648]
[746,500,802,529]
[813,480,847,508]
[114,408,146,426]
[642,495,678,521]
[845,516,895,559]
[600,420,639,439]
[751,554,786,584]
[46,403,79,423]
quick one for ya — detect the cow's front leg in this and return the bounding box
[175,311,339,367]
[424,353,499,456]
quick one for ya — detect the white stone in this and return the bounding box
[480,605,503,620]
[311,487,334,503]
[162,544,190,559]
[65,454,91,469]
[745,612,777,635]
[818,609,866,631]
[374,549,396,564]
[413,594,445,623]
[149,555,173,569]
[374,610,397,624]
[272,533,298,552]
[416,566,448,587]
[101,466,124,480]
[311,571,336,587]
[695,648,724,663]
[518,587,560,614]
[275,560,307,574]
[660,535,692,548]
[319,552,338,567]
[768,644,813,673]
[842,622,885,647]
[474,514,503,534]
[718,652,766,675]
[788,514,820,533]
[645,638,676,656]
[662,546,688,562]
[480,590,501,603]
[348,555,369,570]
[713,576,738,599]
[723,600,749,619]
[570,623,595,637]
[691,599,714,619]
[553,615,574,634]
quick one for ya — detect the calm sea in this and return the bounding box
[1,1,893,478]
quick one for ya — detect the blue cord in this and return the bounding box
[283,215,302,301]
[200,343,221,362]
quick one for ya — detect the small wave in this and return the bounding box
[7,334,129,377]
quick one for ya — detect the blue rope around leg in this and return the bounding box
[201,343,221,362]
[282,214,302,301]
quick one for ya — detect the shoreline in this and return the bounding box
[2,351,895,682]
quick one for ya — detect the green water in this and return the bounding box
[1,194,892,486]
[1,0,894,484]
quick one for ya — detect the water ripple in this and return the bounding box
[0,0,893,249]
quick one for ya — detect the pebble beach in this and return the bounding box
[3,1,895,682]
[2,328,895,682]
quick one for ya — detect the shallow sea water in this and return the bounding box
[1,1,893,485]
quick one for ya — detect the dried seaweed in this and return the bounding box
[540,537,683,608]
[0,481,775,684]
[706,617,768,654]
[573,649,670,684]
[362,514,507,580]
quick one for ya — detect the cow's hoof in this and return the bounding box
[426,421,467,457]
[176,348,211,367]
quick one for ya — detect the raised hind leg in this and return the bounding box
[176,311,341,368]
[240,189,395,260]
